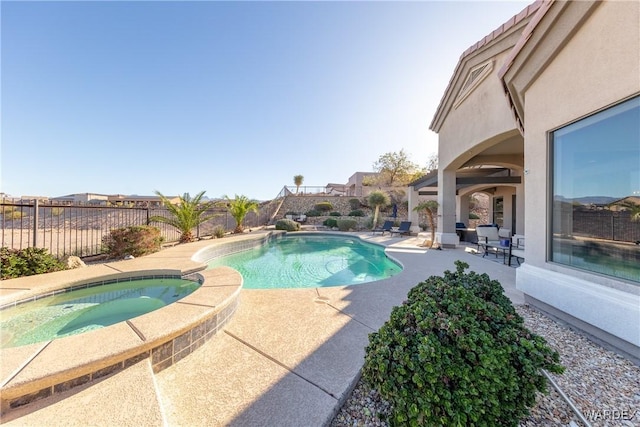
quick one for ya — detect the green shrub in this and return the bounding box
[329,211,342,217]
[305,209,322,217]
[1,208,24,220]
[275,218,301,231]
[469,213,480,219]
[103,225,164,259]
[348,210,364,217]
[336,218,357,231]
[349,198,361,210]
[362,261,564,427]
[314,201,333,212]
[322,218,338,228]
[213,225,226,238]
[1,247,66,279]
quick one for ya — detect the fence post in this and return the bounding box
[33,199,39,248]
[146,208,150,225]
[611,214,615,241]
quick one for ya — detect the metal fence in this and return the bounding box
[573,209,640,243]
[1,199,281,259]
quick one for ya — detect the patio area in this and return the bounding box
[1,231,636,426]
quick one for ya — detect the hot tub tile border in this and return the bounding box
[2,269,240,414]
[0,274,188,311]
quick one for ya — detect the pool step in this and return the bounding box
[1,360,165,426]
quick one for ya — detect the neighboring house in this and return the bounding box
[324,172,380,197]
[48,193,180,207]
[422,0,639,362]
[51,193,109,205]
[107,194,179,207]
[17,195,50,204]
[324,183,349,196]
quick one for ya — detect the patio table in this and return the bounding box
[479,242,510,260]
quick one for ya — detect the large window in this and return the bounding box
[551,96,640,283]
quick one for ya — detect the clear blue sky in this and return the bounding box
[1,0,530,201]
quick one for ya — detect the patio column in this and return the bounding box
[516,180,525,236]
[437,169,460,248]
[407,185,421,233]
[456,194,469,226]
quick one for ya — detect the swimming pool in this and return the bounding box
[206,233,402,289]
[0,276,201,349]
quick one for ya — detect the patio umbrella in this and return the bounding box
[392,204,398,218]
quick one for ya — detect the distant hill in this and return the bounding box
[554,196,619,205]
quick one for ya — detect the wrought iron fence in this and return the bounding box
[573,209,640,243]
[1,199,281,259]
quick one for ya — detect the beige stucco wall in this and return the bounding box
[522,0,640,273]
[438,50,521,171]
[517,0,640,355]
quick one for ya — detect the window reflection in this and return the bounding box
[551,96,640,283]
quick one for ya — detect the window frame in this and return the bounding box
[547,95,640,283]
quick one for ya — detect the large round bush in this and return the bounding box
[275,218,301,231]
[362,261,564,426]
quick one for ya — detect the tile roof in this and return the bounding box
[430,0,543,131]
[461,1,543,59]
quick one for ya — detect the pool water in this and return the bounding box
[0,277,201,349]
[207,234,402,289]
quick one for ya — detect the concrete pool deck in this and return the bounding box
[0,230,523,426]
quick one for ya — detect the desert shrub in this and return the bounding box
[103,225,163,259]
[1,207,24,220]
[322,218,338,228]
[1,247,66,280]
[336,218,357,231]
[314,201,333,212]
[363,216,374,229]
[469,212,480,219]
[275,218,300,231]
[329,211,342,217]
[348,210,364,217]
[213,225,226,238]
[305,209,322,217]
[349,198,361,210]
[362,261,564,427]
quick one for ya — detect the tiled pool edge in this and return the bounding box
[0,267,242,415]
[1,229,387,415]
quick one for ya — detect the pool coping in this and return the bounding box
[0,229,402,415]
[0,262,243,414]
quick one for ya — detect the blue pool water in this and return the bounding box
[0,277,201,349]
[207,234,402,289]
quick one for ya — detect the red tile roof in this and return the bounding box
[430,1,543,131]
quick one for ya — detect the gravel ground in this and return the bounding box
[331,305,640,427]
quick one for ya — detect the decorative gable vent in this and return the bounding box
[454,60,494,109]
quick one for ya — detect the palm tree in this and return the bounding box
[413,200,439,248]
[149,191,217,243]
[368,190,390,229]
[293,174,304,194]
[610,200,640,221]
[225,194,259,233]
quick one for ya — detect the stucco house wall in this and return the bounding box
[438,52,522,171]
[430,0,639,361]
[515,0,640,359]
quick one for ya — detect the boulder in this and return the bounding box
[64,255,87,269]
